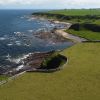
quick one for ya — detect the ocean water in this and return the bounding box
[0,10,73,69]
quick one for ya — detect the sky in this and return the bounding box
[0,0,100,9]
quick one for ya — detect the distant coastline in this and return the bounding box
[32,15,87,42]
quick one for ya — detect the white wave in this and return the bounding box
[24,44,30,47]
[14,32,17,34]
[12,53,33,64]
[16,43,21,46]
[6,54,11,58]
[5,54,29,64]
[16,65,24,71]
[28,30,34,33]
[27,18,35,21]
[11,58,21,64]
[36,28,46,32]
[20,16,24,19]
[15,41,21,46]
[47,41,56,45]
[5,57,21,64]
[10,37,16,41]
[27,16,37,21]
[22,53,32,59]
[15,41,21,43]
[14,32,23,36]
[5,54,12,62]
[0,37,6,41]
[50,24,55,27]
[7,43,13,46]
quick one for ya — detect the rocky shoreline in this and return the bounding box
[32,15,87,42]
[0,50,67,78]
[0,51,52,76]
[0,15,77,80]
[0,16,71,77]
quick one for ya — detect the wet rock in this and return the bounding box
[33,29,69,43]
[0,67,6,75]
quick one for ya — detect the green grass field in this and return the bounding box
[0,43,100,100]
[48,9,100,16]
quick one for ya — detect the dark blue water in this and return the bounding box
[0,10,73,69]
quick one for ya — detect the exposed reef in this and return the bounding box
[1,51,67,76]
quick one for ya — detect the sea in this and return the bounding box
[0,9,74,70]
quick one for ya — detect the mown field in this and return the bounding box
[0,43,100,100]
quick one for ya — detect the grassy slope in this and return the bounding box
[0,43,100,100]
[66,29,100,41]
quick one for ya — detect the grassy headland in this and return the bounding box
[66,23,100,41]
[33,9,100,24]
[0,43,100,100]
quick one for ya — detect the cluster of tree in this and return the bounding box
[40,53,67,69]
